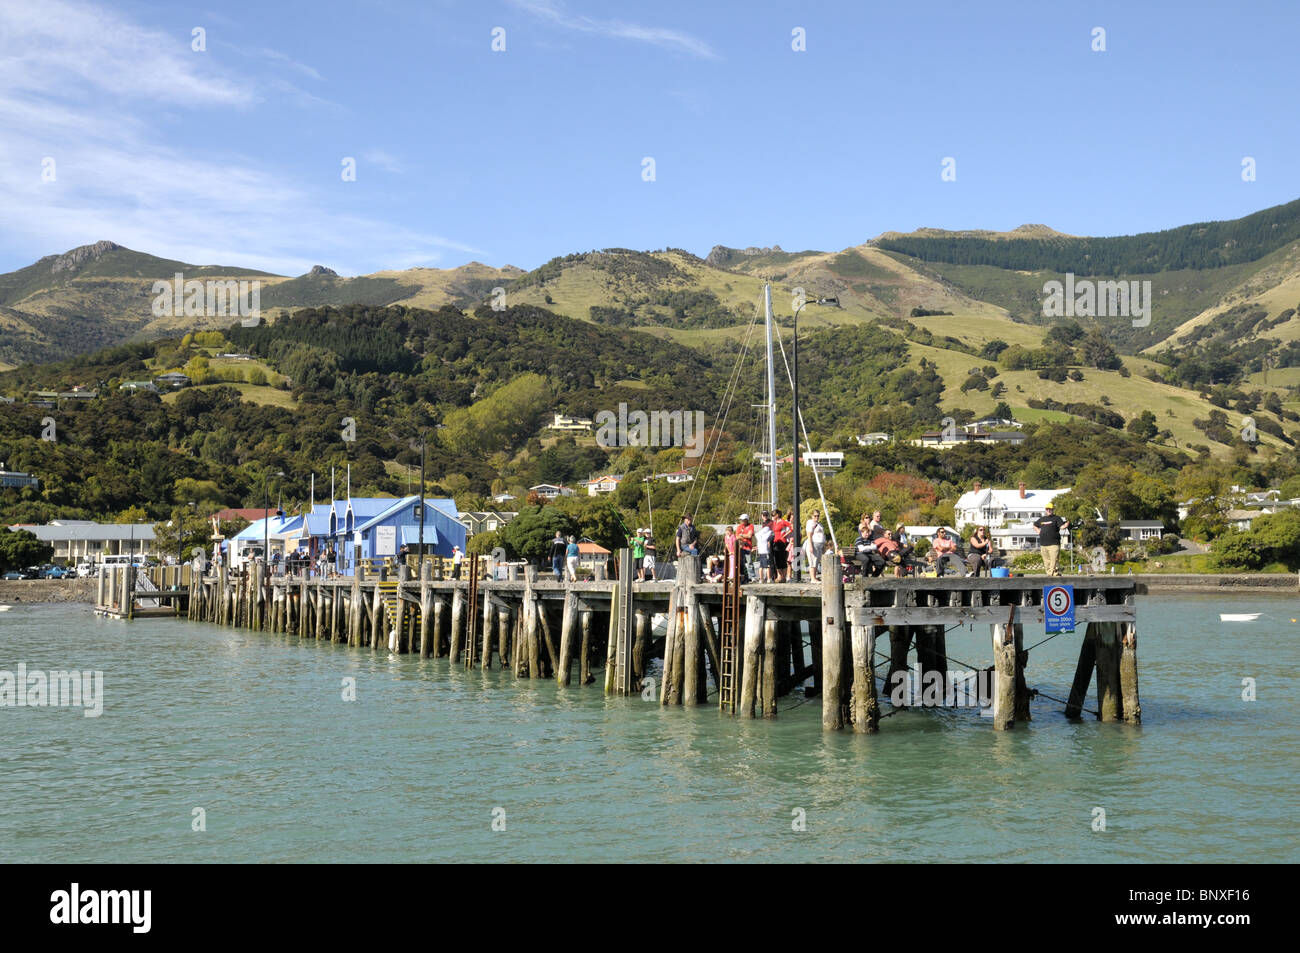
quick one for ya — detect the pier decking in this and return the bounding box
[98,553,1142,731]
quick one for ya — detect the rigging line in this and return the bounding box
[687,299,761,522]
[770,320,838,552]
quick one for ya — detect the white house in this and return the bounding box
[801,451,844,471]
[12,520,159,564]
[548,414,592,432]
[644,470,695,484]
[529,484,575,499]
[954,482,1070,532]
[1116,520,1165,541]
[856,433,891,446]
[583,474,622,496]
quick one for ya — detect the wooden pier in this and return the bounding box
[108,552,1142,730]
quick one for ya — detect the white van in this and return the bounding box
[100,554,146,569]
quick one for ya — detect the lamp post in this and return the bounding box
[790,295,838,582]
[418,430,427,572]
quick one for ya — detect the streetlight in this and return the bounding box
[790,294,839,582]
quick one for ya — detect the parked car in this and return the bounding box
[2,568,40,580]
[1,570,24,580]
[42,565,70,579]
[75,563,95,578]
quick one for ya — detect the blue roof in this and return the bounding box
[232,515,295,541]
[301,504,332,536]
[354,496,453,533]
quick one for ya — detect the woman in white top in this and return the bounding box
[804,510,825,582]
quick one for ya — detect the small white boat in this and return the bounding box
[1220,613,1261,622]
[0,605,11,611]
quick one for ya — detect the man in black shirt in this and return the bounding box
[549,531,567,580]
[1033,503,1069,575]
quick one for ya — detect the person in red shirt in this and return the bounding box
[735,514,756,583]
[770,508,791,581]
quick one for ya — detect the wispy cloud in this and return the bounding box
[0,0,480,275]
[509,0,718,59]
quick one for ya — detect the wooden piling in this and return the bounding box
[1093,622,1121,722]
[850,614,880,733]
[990,602,1017,730]
[557,589,576,686]
[820,552,846,730]
[579,610,592,685]
[761,618,778,718]
[1119,621,1141,724]
[449,587,464,664]
[739,595,764,717]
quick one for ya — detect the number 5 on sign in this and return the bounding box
[1044,584,1075,633]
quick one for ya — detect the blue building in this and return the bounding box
[349,496,466,570]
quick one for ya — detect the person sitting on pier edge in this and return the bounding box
[755,512,773,583]
[770,508,791,581]
[928,528,964,577]
[549,531,566,580]
[676,513,699,560]
[1033,504,1069,575]
[892,524,916,576]
[852,529,880,576]
[966,526,992,577]
[706,554,724,581]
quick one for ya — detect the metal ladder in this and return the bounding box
[718,553,741,713]
[464,560,479,668]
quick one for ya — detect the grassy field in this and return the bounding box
[161,382,297,409]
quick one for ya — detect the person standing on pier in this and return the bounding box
[770,508,791,582]
[805,510,825,583]
[642,529,657,581]
[451,545,462,579]
[736,514,755,582]
[1033,504,1069,575]
[565,535,580,581]
[722,526,738,580]
[630,529,646,581]
[550,531,566,580]
[756,512,774,583]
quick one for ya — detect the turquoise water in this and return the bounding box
[0,594,1296,863]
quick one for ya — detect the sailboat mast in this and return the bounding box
[764,283,777,510]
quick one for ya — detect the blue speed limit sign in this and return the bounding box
[1044,584,1075,632]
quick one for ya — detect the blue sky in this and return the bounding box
[2,0,1298,276]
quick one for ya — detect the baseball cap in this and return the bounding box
[739,513,749,521]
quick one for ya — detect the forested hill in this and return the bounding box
[874,197,1300,275]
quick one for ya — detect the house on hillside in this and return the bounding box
[460,511,517,537]
[954,481,1070,532]
[0,464,39,490]
[548,414,593,432]
[576,541,611,573]
[583,474,622,496]
[644,469,695,484]
[529,484,574,499]
[119,381,159,394]
[856,432,891,446]
[154,372,191,390]
[801,451,844,471]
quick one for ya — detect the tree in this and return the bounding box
[1127,410,1159,441]
[498,506,579,563]
[0,527,53,572]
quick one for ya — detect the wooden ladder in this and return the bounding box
[613,549,634,695]
[464,562,479,668]
[718,554,741,713]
